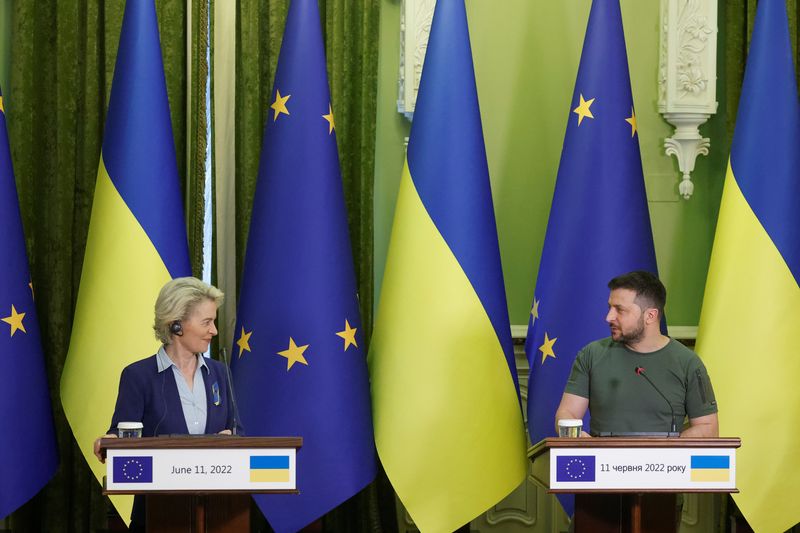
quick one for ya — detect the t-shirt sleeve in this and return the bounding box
[564,347,591,399]
[686,356,718,418]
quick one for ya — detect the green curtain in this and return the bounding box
[188,0,211,277]
[720,0,800,144]
[6,1,196,530]
[234,0,389,531]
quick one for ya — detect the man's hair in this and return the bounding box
[608,270,666,317]
[153,277,224,344]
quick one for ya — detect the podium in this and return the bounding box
[529,437,740,533]
[100,436,302,533]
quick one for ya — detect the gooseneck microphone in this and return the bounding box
[634,366,679,435]
[220,347,244,436]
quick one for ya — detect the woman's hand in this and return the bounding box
[217,429,232,435]
[94,434,117,463]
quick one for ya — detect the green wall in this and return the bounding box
[374,0,729,328]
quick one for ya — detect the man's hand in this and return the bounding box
[554,392,589,434]
[94,434,117,463]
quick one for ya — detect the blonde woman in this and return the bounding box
[94,277,236,460]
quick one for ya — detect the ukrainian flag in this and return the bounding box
[368,1,527,531]
[689,456,730,483]
[695,1,800,531]
[249,456,291,483]
[60,0,190,522]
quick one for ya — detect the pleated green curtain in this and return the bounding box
[233,1,390,531]
[5,1,203,530]
[721,0,800,143]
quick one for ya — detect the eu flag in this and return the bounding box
[525,0,658,514]
[113,456,154,484]
[230,1,376,531]
[0,87,58,520]
[556,456,596,482]
[696,1,800,530]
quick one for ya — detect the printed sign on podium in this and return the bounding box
[549,446,735,491]
[106,446,297,492]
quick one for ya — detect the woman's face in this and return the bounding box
[175,299,218,354]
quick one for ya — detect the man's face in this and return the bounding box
[606,288,645,344]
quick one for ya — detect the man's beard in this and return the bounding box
[611,315,645,344]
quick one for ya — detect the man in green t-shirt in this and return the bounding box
[555,271,718,437]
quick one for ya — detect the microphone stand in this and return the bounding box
[220,347,243,436]
[635,366,680,436]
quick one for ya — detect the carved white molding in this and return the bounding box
[658,0,718,199]
[398,0,436,120]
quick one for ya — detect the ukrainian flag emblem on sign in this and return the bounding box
[690,456,730,482]
[250,456,291,483]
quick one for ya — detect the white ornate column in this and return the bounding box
[658,0,718,199]
[398,0,436,120]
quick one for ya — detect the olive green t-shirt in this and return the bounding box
[564,337,717,434]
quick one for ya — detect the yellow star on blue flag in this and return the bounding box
[1,305,26,336]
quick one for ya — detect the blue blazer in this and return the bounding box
[108,354,237,436]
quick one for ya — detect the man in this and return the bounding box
[555,271,718,437]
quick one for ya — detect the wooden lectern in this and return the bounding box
[529,437,740,533]
[100,436,302,533]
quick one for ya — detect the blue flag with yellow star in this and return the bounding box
[525,0,658,514]
[0,86,58,520]
[696,1,800,531]
[229,1,376,531]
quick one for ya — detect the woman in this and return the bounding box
[93,277,237,529]
[94,276,236,459]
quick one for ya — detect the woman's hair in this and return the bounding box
[153,277,224,344]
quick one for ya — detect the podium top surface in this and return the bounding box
[529,437,741,460]
[101,435,302,452]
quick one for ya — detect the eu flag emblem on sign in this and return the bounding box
[113,457,153,483]
[556,456,596,482]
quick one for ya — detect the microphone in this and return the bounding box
[634,366,679,435]
[220,347,244,436]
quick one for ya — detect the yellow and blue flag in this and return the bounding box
[689,456,729,483]
[696,0,800,530]
[60,0,191,522]
[368,1,527,530]
[525,0,658,514]
[229,1,376,531]
[249,455,291,483]
[0,86,58,520]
